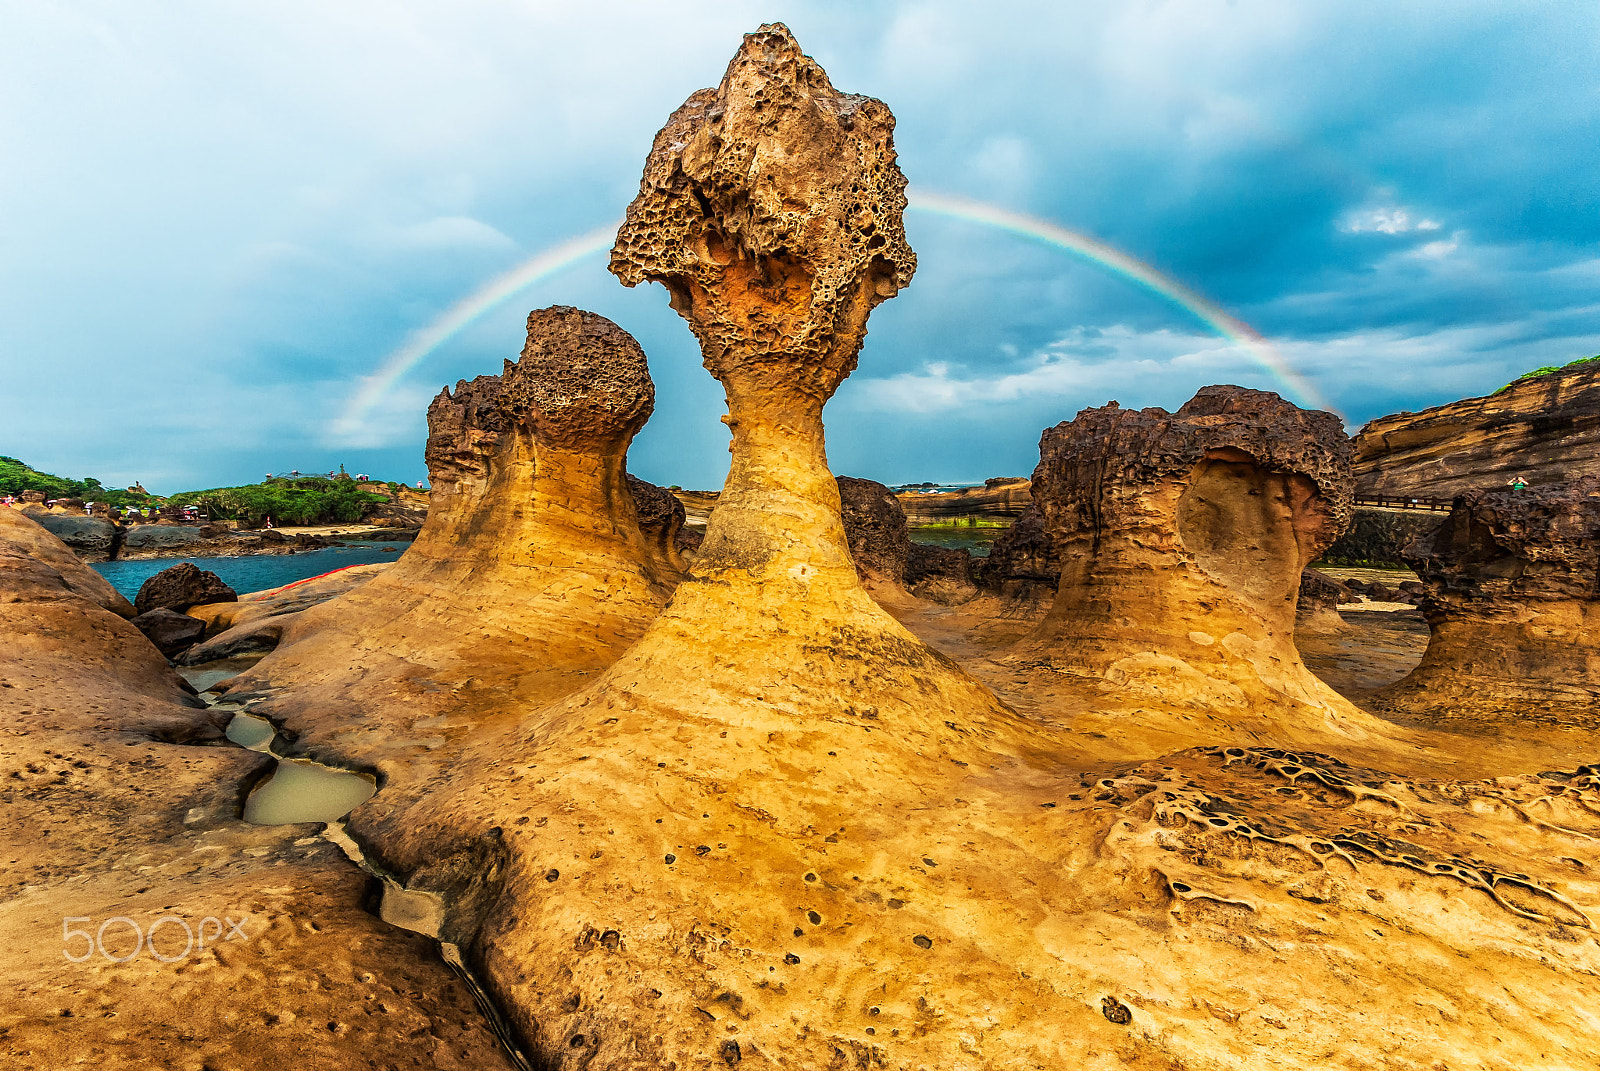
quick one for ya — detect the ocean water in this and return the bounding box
[91,543,404,601]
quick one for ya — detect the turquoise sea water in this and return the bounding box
[91,543,403,601]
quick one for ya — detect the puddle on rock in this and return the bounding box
[244,758,376,825]
[180,655,266,695]
[225,712,276,751]
[226,711,376,825]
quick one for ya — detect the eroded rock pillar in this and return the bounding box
[1376,476,1600,725]
[1021,386,1355,711]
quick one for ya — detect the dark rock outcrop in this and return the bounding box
[905,542,976,603]
[134,562,238,616]
[1354,361,1600,498]
[837,475,911,584]
[975,504,1059,600]
[1374,476,1600,724]
[121,525,203,553]
[130,607,207,656]
[1018,386,1356,712]
[626,473,689,577]
[1297,567,1352,632]
[32,513,120,561]
[1321,506,1445,567]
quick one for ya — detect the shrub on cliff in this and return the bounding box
[167,477,384,526]
[1496,353,1600,393]
[0,456,151,506]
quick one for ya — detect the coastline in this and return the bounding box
[5,508,419,563]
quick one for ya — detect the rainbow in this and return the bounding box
[905,190,1331,412]
[335,191,1331,436]
[332,221,620,437]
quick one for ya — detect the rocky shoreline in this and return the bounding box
[6,508,419,563]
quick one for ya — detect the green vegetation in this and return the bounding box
[0,456,152,507]
[167,476,389,526]
[1496,353,1600,393]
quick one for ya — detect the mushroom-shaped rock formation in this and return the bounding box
[1374,476,1600,726]
[223,306,675,793]
[1018,387,1360,721]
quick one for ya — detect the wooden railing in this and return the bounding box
[1353,495,1453,512]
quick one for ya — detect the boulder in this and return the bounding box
[905,542,976,603]
[1296,567,1351,632]
[1016,385,1356,712]
[836,475,911,585]
[1355,361,1600,498]
[1374,476,1600,725]
[129,607,206,656]
[974,503,1059,601]
[32,513,119,561]
[0,508,134,616]
[134,562,238,615]
[120,524,202,552]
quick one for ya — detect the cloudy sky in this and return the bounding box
[4,1,1597,492]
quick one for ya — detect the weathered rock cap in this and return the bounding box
[610,22,915,395]
[135,562,238,616]
[498,306,654,450]
[1033,385,1354,553]
[1404,475,1600,603]
[425,374,509,487]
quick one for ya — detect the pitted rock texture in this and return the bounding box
[836,475,910,584]
[627,473,689,578]
[134,562,237,616]
[1355,361,1600,498]
[1374,476,1600,724]
[500,305,655,450]
[611,22,914,397]
[1018,386,1357,718]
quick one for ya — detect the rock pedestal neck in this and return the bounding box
[1021,386,1357,717]
[1376,476,1600,725]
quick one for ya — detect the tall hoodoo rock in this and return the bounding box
[226,306,675,797]
[1022,386,1356,713]
[611,22,916,599]
[1376,476,1600,724]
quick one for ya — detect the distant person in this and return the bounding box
[265,516,273,529]
[1510,476,1529,491]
